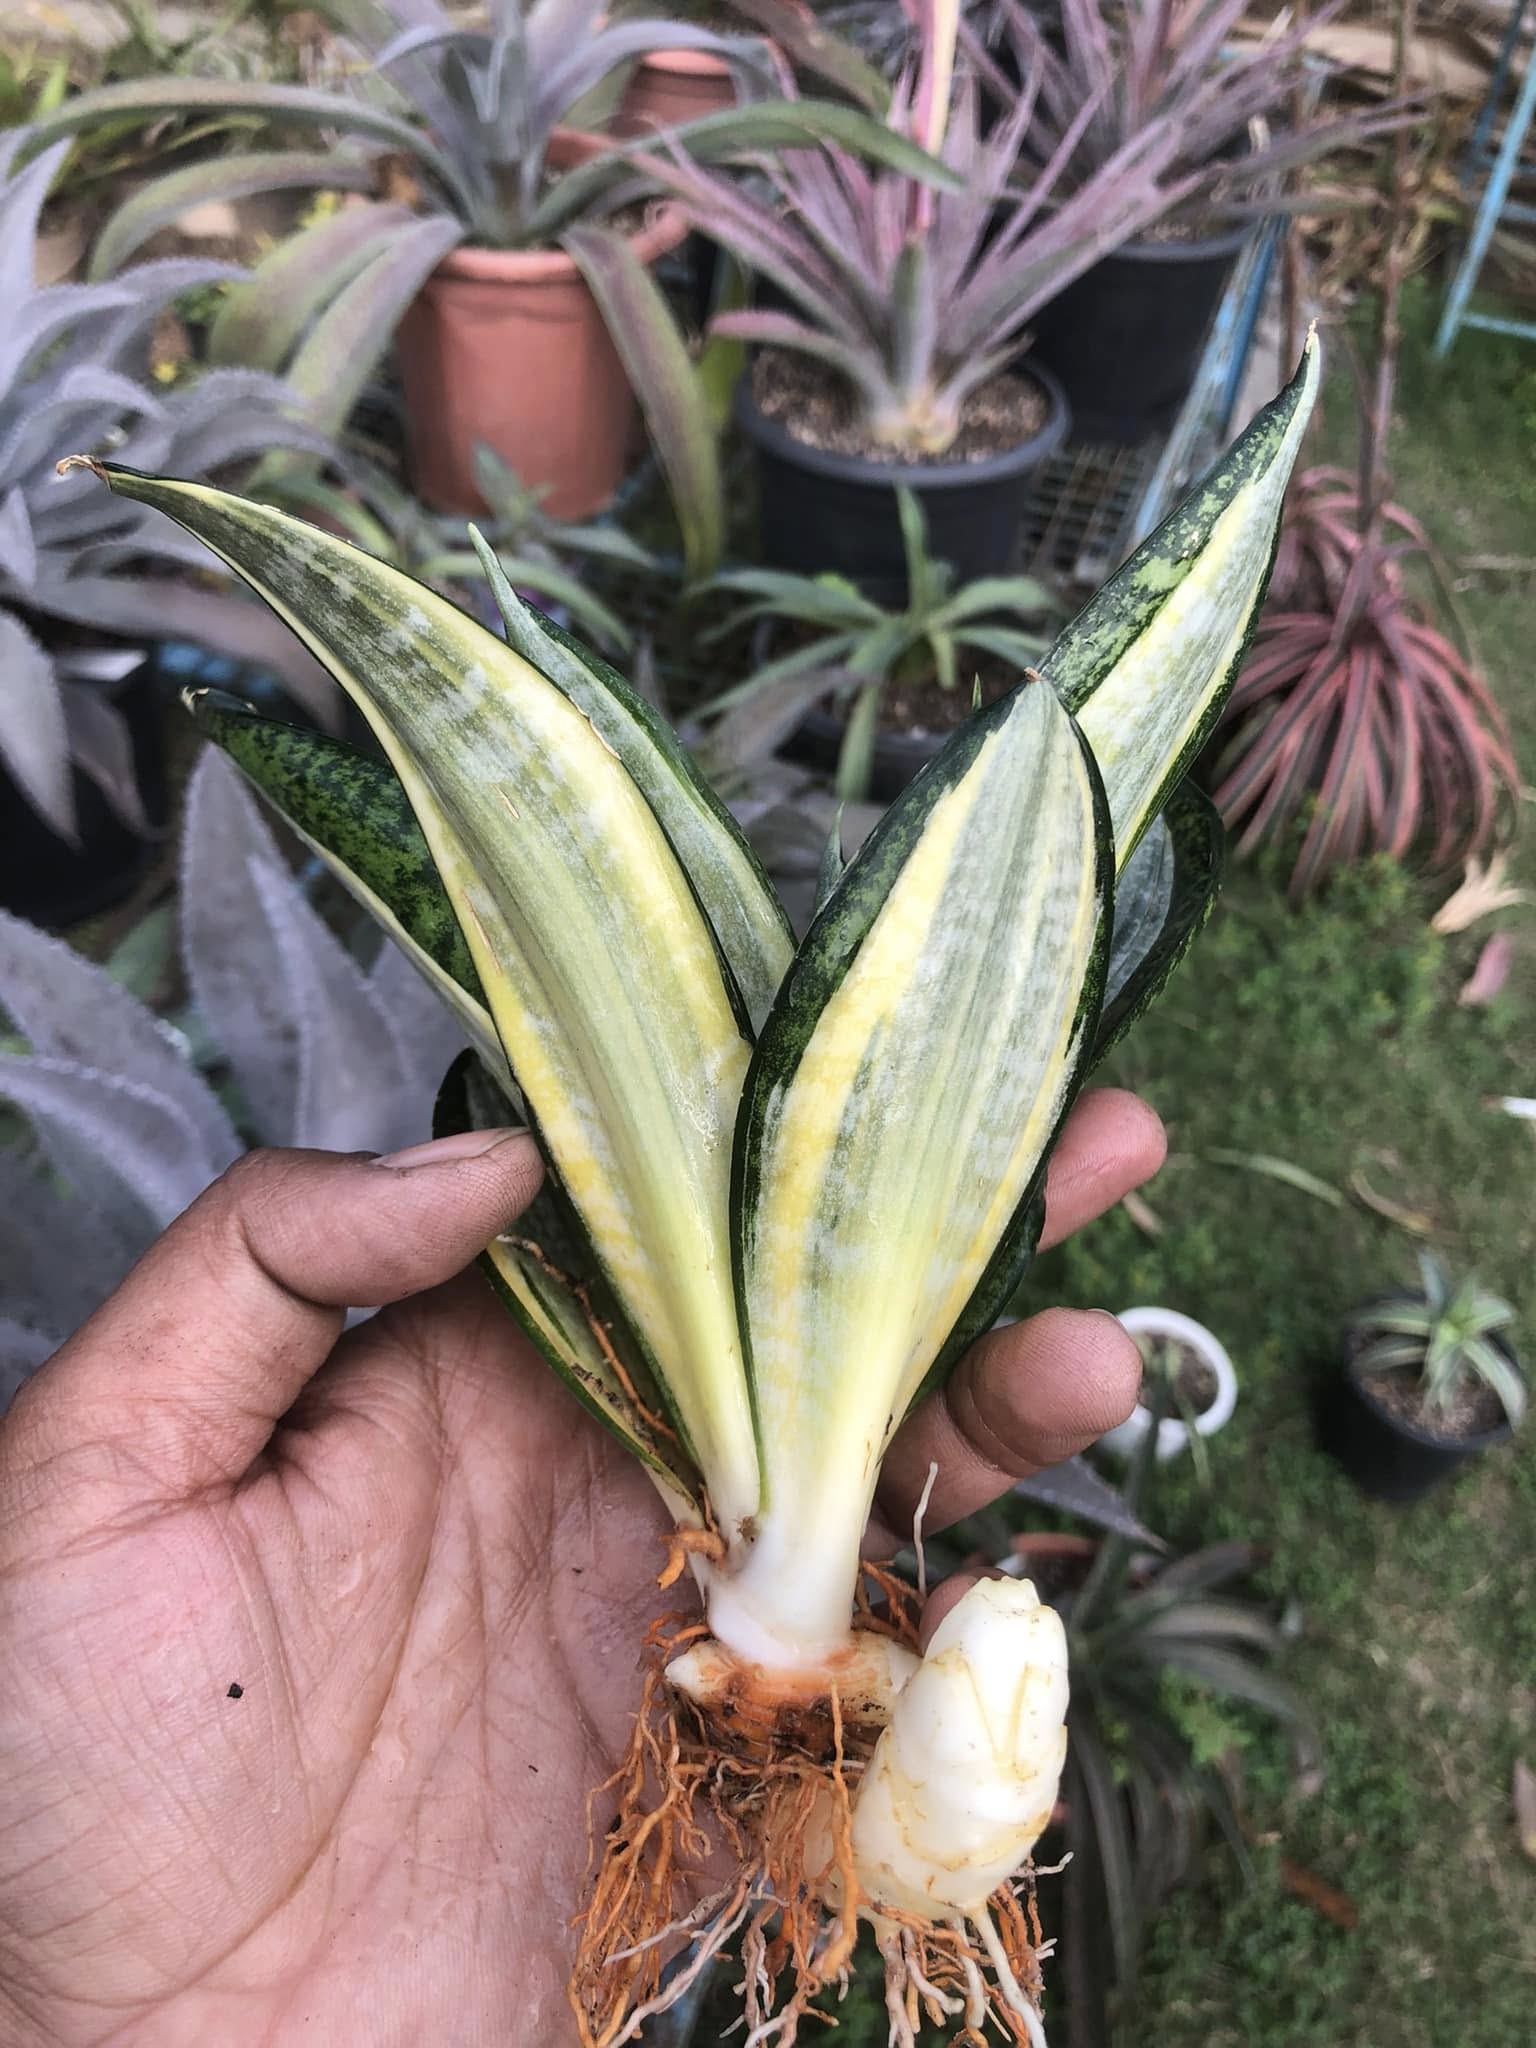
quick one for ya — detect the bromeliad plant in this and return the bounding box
[1209,463,1520,900]
[634,9,1206,455]
[981,0,1403,225]
[63,333,1318,2045]
[33,0,769,259]
[21,0,946,415]
[1350,1255,1525,1434]
[702,485,1056,797]
[1209,7,1516,900]
[25,4,952,558]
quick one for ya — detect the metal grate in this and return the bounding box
[1017,440,1162,590]
[1014,213,1284,599]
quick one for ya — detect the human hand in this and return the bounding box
[0,1089,1161,2047]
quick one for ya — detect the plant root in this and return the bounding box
[568,1596,1050,2048]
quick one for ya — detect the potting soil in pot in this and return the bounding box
[739,350,1068,602]
[752,353,1050,465]
[1360,1368,1506,1444]
[1138,1338,1219,1416]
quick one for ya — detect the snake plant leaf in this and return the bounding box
[922,792,1220,1370]
[185,689,511,1093]
[731,679,1110,1629]
[84,460,760,1533]
[1052,332,1321,866]
[1103,809,1176,1009]
[434,1052,701,1513]
[1093,783,1224,1064]
[468,533,795,1032]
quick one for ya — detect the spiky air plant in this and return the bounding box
[61,334,1317,2047]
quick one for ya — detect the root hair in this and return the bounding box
[568,1591,1050,2048]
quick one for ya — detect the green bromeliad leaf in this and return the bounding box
[91,462,760,1533]
[186,689,512,1091]
[719,680,1111,1654]
[1054,333,1321,866]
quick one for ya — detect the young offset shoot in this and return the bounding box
[62,333,1318,2047]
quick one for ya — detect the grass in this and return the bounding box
[1020,295,1536,2046]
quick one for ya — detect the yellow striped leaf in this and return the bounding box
[1052,334,1321,865]
[469,532,794,1031]
[90,463,760,1531]
[722,681,1110,1653]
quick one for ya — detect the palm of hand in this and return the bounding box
[1,1282,671,2048]
[0,1104,1155,2048]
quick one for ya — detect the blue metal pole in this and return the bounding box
[1435,21,1536,356]
[1470,0,1532,162]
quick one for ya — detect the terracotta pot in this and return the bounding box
[611,48,740,136]
[394,134,687,518]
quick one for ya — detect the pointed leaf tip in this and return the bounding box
[1048,335,1321,866]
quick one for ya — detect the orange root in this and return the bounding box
[656,1525,727,1590]
[506,1235,678,1445]
[567,1588,1048,2048]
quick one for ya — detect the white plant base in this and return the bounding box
[1098,1307,1237,1463]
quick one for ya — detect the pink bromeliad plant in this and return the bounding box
[631,0,1207,457]
[1210,465,1519,900]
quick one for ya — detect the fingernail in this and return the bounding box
[370,1127,528,1171]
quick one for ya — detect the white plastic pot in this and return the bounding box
[1098,1307,1237,1464]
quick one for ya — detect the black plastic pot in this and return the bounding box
[0,655,167,931]
[734,365,1069,605]
[1027,222,1252,444]
[783,703,952,804]
[1319,1333,1522,1503]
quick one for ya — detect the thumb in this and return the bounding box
[3,1130,541,1514]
